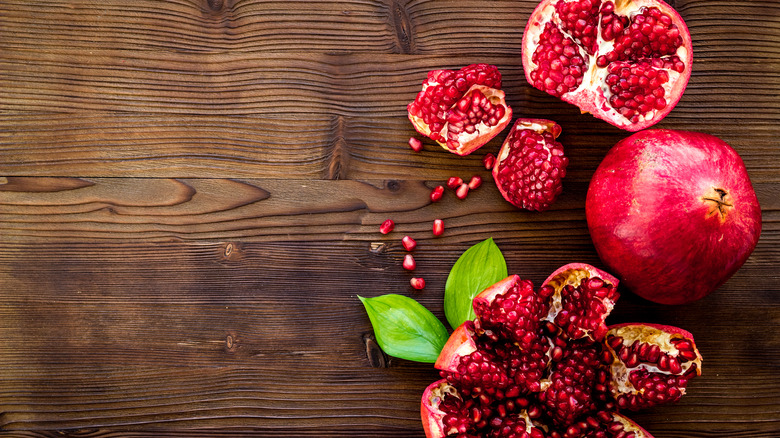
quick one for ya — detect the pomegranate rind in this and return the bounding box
[521,0,693,131]
[610,412,656,438]
[472,274,520,308]
[541,262,619,290]
[421,379,458,438]
[606,322,703,374]
[434,323,478,372]
[586,129,761,304]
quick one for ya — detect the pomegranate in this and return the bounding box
[522,0,692,131]
[493,119,569,211]
[586,129,762,304]
[408,64,513,155]
[421,263,701,437]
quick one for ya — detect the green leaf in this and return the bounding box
[358,294,449,363]
[444,238,507,329]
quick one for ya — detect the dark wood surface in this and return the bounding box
[1,0,778,436]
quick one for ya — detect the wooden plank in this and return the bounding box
[0,238,777,433]
[0,0,777,56]
[1,178,776,246]
[1,53,778,179]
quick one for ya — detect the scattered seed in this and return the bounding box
[403,254,416,271]
[468,175,482,190]
[447,176,464,190]
[456,183,469,199]
[402,235,417,251]
[409,137,423,152]
[432,219,444,236]
[379,219,395,234]
[410,277,426,290]
[430,185,444,202]
[483,153,496,170]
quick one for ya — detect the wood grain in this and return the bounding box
[1,0,778,436]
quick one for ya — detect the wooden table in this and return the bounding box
[1,1,778,436]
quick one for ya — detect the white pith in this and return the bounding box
[525,0,688,124]
[441,85,508,150]
[606,325,700,396]
[496,121,552,167]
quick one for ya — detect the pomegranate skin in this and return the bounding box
[586,129,761,304]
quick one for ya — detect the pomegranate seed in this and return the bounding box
[432,219,444,236]
[408,137,423,152]
[410,277,425,290]
[447,176,464,190]
[468,175,482,190]
[401,235,417,251]
[456,183,469,200]
[403,254,416,271]
[483,153,496,170]
[430,185,444,202]
[379,219,395,234]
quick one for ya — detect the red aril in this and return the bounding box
[586,130,762,304]
[402,235,417,251]
[493,118,569,211]
[403,254,416,271]
[430,185,445,203]
[522,0,692,131]
[408,64,513,155]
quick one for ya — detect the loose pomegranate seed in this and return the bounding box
[456,183,469,200]
[401,235,417,251]
[432,219,444,236]
[410,277,425,290]
[430,185,444,202]
[483,153,496,170]
[403,254,416,271]
[379,219,395,235]
[468,175,482,190]
[446,176,464,190]
[408,137,423,152]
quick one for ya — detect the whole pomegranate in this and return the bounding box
[408,64,513,156]
[421,263,702,438]
[522,0,692,131]
[586,129,762,305]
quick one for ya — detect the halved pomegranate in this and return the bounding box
[421,264,700,437]
[408,64,513,156]
[493,119,569,212]
[522,0,692,131]
[605,323,702,411]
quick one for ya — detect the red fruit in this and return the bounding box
[541,263,619,343]
[402,235,417,251]
[605,323,702,411]
[403,254,416,271]
[411,277,426,290]
[455,183,469,200]
[379,219,395,234]
[430,185,445,202]
[408,64,513,155]
[421,264,697,437]
[432,219,444,236]
[447,176,464,190]
[586,129,761,304]
[403,254,417,271]
[493,118,569,211]
[483,153,496,170]
[522,0,692,131]
[409,137,424,152]
[468,175,482,190]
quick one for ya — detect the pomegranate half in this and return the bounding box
[586,129,762,304]
[522,0,692,131]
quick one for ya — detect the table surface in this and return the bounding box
[1,0,778,436]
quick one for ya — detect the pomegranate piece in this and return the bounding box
[605,323,702,411]
[432,219,444,236]
[409,137,424,152]
[541,263,619,342]
[493,118,569,211]
[403,254,416,271]
[408,64,513,155]
[422,263,696,437]
[522,0,693,131]
[411,277,426,290]
[430,185,445,202]
[379,219,395,234]
[402,235,417,251]
[586,129,762,304]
